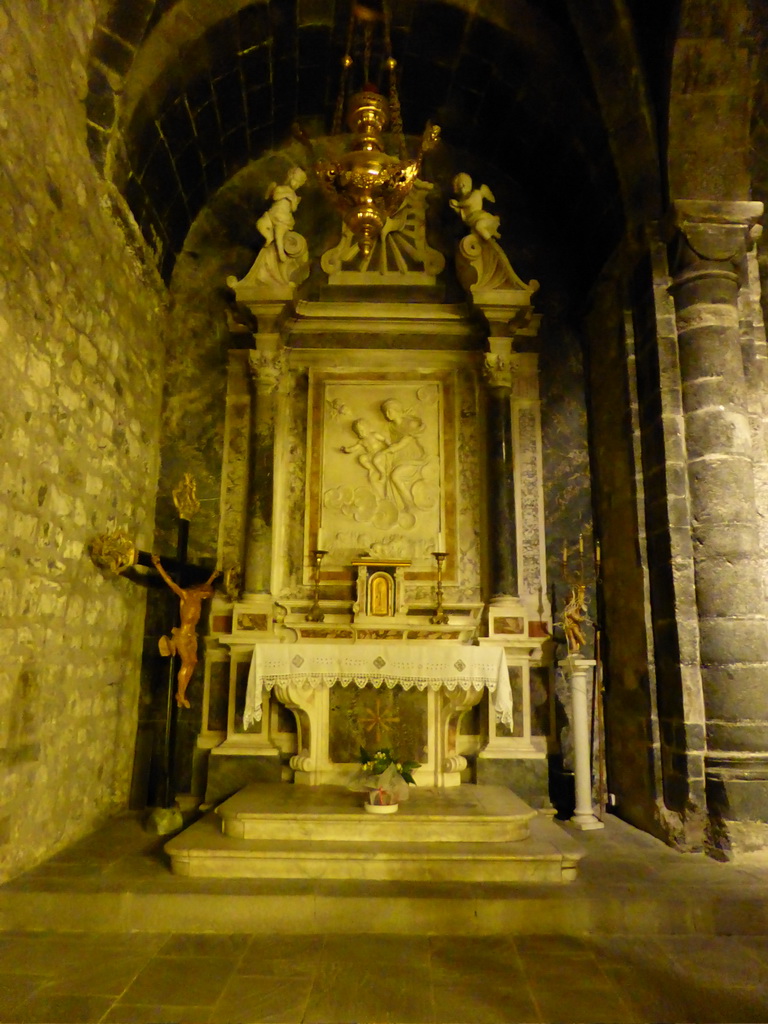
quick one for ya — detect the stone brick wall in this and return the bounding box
[0,2,166,880]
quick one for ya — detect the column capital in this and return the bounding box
[671,200,763,273]
[482,352,514,392]
[248,348,288,393]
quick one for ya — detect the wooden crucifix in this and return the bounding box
[90,473,221,817]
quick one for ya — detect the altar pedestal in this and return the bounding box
[165,783,585,882]
[244,641,512,787]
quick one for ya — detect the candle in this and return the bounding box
[579,533,584,555]
[317,527,326,551]
[437,531,445,552]
[562,541,567,564]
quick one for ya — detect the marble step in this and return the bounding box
[215,783,537,843]
[164,810,584,883]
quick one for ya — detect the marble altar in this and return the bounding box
[197,169,554,808]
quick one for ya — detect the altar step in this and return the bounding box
[217,783,537,842]
[164,784,584,884]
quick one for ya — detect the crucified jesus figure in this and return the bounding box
[152,553,220,709]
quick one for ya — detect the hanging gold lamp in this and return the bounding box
[308,2,440,258]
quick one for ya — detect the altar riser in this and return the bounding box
[168,848,579,884]
[222,819,532,842]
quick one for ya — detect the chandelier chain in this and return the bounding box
[363,20,373,84]
[383,2,407,158]
[333,5,359,135]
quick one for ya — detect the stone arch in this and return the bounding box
[564,0,667,239]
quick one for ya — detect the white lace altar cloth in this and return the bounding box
[243,642,512,729]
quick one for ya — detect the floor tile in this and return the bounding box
[0,973,48,1017]
[209,973,313,1024]
[682,985,768,1024]
[430,934,520,976]
[237,934,323,976]
[0,934,98,974]
[321,933,431,969]
[0,993,113,1023]
[159,933,252,958]
[121,955,237,1006]
[304,958,435,1023]
[102,1001,213,1023]
[533,990,638,1024]
[431,977,539,1024]
[40,953,148,997]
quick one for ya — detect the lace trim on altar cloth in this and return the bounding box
[259,673,495,691]
[242,642,513,730]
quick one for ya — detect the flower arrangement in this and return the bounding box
[357,746,421,806]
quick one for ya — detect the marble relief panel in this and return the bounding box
[307,371,457,577]
[328,684,428,764]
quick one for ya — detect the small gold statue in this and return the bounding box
[563,583,588,654]
[152,554,220,709]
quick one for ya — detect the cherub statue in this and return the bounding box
[256,166,307,261]
[563,583,588,654]
[449,172,501,241]
[152,554,220,709]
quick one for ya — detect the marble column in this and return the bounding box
[670,200,768,834]
[484,353,518,599]
[562,655,604,830]
[243,348,286,594]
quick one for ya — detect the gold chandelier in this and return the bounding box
[309,1,440,258]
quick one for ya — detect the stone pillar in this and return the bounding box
[243,347,286,594]
[483,352,517,599]
[670,200,768,842]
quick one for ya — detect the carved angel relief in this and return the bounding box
[329,397,436,530]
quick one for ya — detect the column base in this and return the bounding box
[569,811,605,831]
[706,753,768,854]
[487,596,528,641]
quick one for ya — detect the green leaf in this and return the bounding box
[359,746,372,763]
[401,771,416,785]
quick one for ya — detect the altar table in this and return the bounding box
[244,641,512,729]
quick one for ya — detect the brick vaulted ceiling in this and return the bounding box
[86,0,668,283]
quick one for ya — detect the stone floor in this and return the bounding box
[2,810,768,1022]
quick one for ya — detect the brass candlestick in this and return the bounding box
[306,549,328,622]
[430,551,449,625]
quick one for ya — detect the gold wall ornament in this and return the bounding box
[89,529,136,575]
[172,473,200,521]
